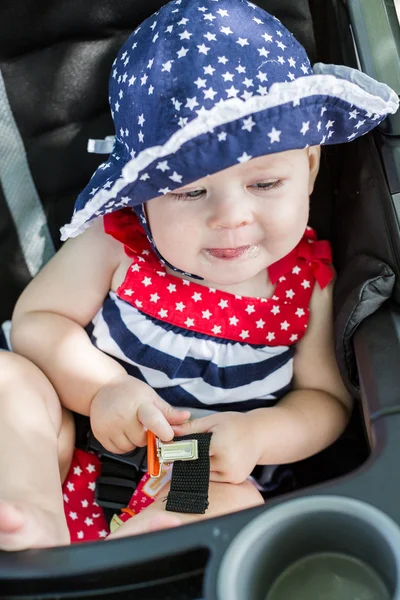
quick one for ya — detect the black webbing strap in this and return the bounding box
[166,433,212,514]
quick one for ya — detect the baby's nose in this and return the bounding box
[207,195,253,230]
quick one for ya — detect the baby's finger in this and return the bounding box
[137,402,174,441]
[172,415,214,437]
[154,397,191,425]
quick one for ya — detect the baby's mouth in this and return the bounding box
[204,245,256,260]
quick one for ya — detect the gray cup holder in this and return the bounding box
[217,496,400,600]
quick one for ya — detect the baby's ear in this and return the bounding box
[308,145,321,195]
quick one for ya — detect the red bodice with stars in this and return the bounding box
[104,209,334,346]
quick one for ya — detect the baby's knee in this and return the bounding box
[210,479,264,513]
[58,408,75,483]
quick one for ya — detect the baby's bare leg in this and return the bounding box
[108,479,264,540]
[0,352,73,550]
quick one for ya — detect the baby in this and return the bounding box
[1,0,398,549]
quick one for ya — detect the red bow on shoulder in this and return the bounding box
[268,231,334,290]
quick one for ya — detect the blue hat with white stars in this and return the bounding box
[61,0,399,241]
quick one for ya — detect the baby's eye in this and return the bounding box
[171,189,205,201]
[250,180,283,191]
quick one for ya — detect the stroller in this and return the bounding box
[1,0,400,598]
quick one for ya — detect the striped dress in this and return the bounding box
[90,209,334,412]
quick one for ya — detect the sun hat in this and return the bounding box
[60,0,399,241]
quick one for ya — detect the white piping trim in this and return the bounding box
[61,69,399,240]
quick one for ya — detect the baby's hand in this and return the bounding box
[89,375,190,454]
[172,412,260,484]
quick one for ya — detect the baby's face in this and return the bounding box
[146,147,320,288]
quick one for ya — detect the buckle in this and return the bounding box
[147,431,198,478]
[95,475,137,510]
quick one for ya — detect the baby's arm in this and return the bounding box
[247,278,352,465]
[11,219,189,451]
[11,218,127,416]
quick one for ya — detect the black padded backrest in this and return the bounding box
[0,0,317,322]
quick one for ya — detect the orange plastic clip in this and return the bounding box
[147,430,161,477]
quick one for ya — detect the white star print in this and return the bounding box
[355,119,366,129]
[295,308,305,317]
[73,466,82,476]
[140,74,148,86]
[217,8,229,17]
[204,87,217,100]
[185,318,195,327]
[128,75,136,86]
[202,310,212,319]
[150,293,160,303]
[178,117,188,128]
[81,499,89,508]
[276,40,287,50]
[197,43,210,55]
[220,26,233,35]
[266,332,275,342]
[204,64,216,76]
[177,17,189,26]
[142,277,152,287]
[148,85,154,94]
[99,530,108,538]
[321,106,327,116]
[179,30,192,40]
[229,316,239,326]
[256,71,268,82]
[268,127,281,143]
[257,85,268,96]
[185,97,199,110]
[218,131,227,141]
[169,171,183,183]
[162,61,173,72]
[86,463,96,473]
[288,72,295,81]
[177,47,189,59]
[301,63,309,74]
[218,56,228,64]
[69,511,78,520]
[242,117,256,132]
[226,85,239,98]
[271,306,280,315]
[256,319,265,329]
[63,494,69,503]
[290,334,298,342]
[167,284,177,293]
[281,321,290,330]
[277,56,285,65]
[156,161,169,172]
[253,17,263,24]
[349,109,359,119]
[84,517,94,526]
[138,114,145,126]
[237,37,249,47]
[222,71,234,82]
[194,77,207,89]
[218,299,228,309]
[257,47,270,58]
[243,78,254,88]
[288,57,296,67]
[159,309,168,318]
[203,12,216,21]
[135,300,143,308]
[262,33,273,42]
[325,120,334,129]
[236,64,246,74]
[301,280,311,289]
[292,266,301,274]
[175,302,186,312]
[77,531,84,540]
[67,482,75,492]
[204,32,217,42]
[237,151,252,163]
[347,133,357,140]
[245,305,255,314]
[300,121,310,135]
[192,292,202,301]
[138,131,144,142]
[212,325,222,334]
[286,289,295,299]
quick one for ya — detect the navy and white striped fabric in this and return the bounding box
[90,292,294,412]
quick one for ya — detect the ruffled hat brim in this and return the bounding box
[61,63,398,241]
